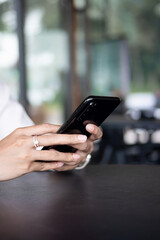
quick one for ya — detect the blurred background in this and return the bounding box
[1,0,160,164]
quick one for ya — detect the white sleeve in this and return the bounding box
[0,82,34,140]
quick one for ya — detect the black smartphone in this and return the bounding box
[42,95,121,153]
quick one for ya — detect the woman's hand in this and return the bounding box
[55,124,103,171]
[0,124,88,181]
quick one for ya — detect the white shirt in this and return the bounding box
[0,82,33,140]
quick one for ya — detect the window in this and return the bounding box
[0,0,19,99]
[25,0,69,124]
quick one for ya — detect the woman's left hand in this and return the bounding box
[56,124,103,171]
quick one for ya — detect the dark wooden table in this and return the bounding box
[0,165,160,240]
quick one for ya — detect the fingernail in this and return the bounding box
[78,135,87,142]
[73,153,80,160]
[87,124,94,132]
[56,162,64,167]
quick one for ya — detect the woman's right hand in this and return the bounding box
[0,124,87,181]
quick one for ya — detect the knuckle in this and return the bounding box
[43,123,52,131]
[64,153,73,162]
[99,130,103,139]
[48,149,61,161]
[23,151,31,161]
[13,127,23,136]
[39,162,47,171]
[51,150,60,160]
[81,142,88,151]
[15,136,28,147]
[98,127,103,138]
[69,153,75,161]
[68,135,74,144]
[94,127,99,136]
[69,134,78,144]
[21,162,32,174]
[15,138,24,147]
[43,123,51,130]
[93,126,103,139]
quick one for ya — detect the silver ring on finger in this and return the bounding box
[33,135,39,149]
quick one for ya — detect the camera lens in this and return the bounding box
[77,117,82,121]
[90,102,96,107]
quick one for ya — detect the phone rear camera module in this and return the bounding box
[90,102,97,107]
[77,117,83,121]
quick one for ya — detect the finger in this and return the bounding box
[31,134,87,147]
[18,124,61,136]
[61,150,88,166]
[70,141,93,153]
[86,124,103,141]
[60,151,85,166]
[74,150,87,163]
[33,149,81,163]
[56,163,79,172]
[31,161,64,172]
